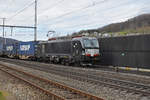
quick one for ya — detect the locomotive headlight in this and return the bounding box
[94,54,100,57]
[85,49,91,56]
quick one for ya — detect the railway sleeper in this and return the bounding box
[47,88,85,99]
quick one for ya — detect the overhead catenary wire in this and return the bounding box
[39,0,108,24]
[6,0,127,27]
[44,0,140,26]
[39,0,65,13]
[54,0,107,17]
[46,0,148,29]
[2,0,149,39]
[7,1,35,22]
[50,5,150,31]
[0,0,38,41]
[17,0,65,22]
[11,0,106,24]
[40,0,140,27]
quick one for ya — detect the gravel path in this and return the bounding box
[1,62,149,100]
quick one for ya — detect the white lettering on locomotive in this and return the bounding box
[85,49,99,56]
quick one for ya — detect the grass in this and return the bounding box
[117,26,150,36]
[0,91,7,100]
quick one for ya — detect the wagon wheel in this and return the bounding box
[65,62,70,66]
[74,61,81,67]
[61,59,65,65]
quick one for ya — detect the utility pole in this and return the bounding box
[34,0,37,41]
[1,18,6,46]
[0,18,6,55]
[5,31,6,45]
[2,18,5,39]
[2,18,6,45]
[0,1,37,42]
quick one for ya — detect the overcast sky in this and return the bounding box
[0,0,150,41]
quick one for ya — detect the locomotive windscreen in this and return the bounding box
[83,39,99,48]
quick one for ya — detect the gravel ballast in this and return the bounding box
[0,66,49,100]
[1,61,150,100]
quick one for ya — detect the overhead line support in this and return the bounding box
[34,0,37,41]
[0,25,36,29]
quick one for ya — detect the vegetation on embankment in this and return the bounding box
[72,13,150,37]
[0,91,6,100]
[116,26,150,35]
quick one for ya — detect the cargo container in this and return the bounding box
[4,43,17,58]
[0,44,3,56]
[18,41,38,59]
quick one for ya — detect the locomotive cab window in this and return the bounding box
[83,38,99,49]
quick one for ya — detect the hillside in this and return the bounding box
[98,14,150,33]
[72,13,150,36]
[0,37,19,45]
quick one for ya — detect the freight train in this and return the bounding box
[0,36,100,66]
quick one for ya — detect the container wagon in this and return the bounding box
[4,44,17,58]
[0,43,3,56]
[18,41,38,60]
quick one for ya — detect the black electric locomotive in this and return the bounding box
[36,36,100,66]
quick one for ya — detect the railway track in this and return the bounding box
[0,58,150,98]
[1,57,150,84]
[0,63,103,100]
